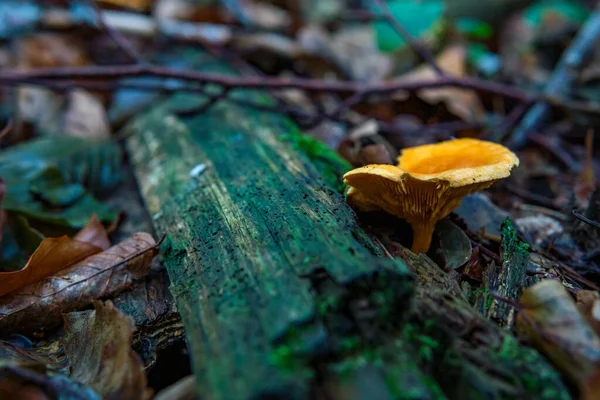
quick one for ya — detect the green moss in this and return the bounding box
[501,218,530,261]
[492,335,570,400]
[279,131,351,193]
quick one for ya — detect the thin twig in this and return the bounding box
[507,4,600,149]
[490,102,532,140]
[572,209,600,229]
[370,0,444,75]
[470,240,502,264]
[489,291,524,310]
[0,64,534,101]
[175,88,231,117]
[504,183,558,209]
[527,132,582,172]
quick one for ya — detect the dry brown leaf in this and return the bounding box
[63,300,150,400]
[0,233,156,335]
[393,44,485,122]
[244,1,290,30]
[73,215,110,251]
[517,280,600,390]
[577,290,600,336]
[0,215,112,297]
[0,238,101,298]
[96,0,150,11]
[154,375,196,400]
[299,25,392,82]
[14,34,110,139]
[62,90,111,140]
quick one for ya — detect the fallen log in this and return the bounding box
[125,81,414,398]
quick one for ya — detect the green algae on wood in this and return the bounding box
[485,218,529,327]
[125,80,412,399]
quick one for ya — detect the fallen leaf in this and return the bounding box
[517,279,600,390]
[96,0,150,11]
[431,220,472,270]
[243,1,290,30]
[394,44,485,122]
[0,235,101,297]
[154,375,196,400]
[299,25,393,82]
[14,34,110,140]
[0,215,110,296]
[0,136,121,228]
[73,215,110,251]
[0,365,100,400]
[577,290,600,336]
[63,301,150,400]
[0,232,157,335]
[0,338,66,373]
[62,90,111,140]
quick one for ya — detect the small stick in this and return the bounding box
[507,4,600,149]
[572,210,600,229]
[0,65,534,101]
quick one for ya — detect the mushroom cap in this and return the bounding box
[397,138,519,187]
[343,138,519,227]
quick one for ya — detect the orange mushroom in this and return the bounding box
[344,138,519,254]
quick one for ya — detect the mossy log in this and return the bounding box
[125,88,414,399]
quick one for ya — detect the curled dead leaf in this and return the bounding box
[517,280,600,391]
[0,232,157,335]
[577,290,600,336]
[0,215,112,297]
[0,237,101,298]
[73,215,110,251]
[63,301,150,400]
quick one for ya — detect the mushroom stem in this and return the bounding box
[410,222,436,254]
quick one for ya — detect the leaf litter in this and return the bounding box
[2,0,600,397]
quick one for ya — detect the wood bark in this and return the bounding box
[125,89,413,399]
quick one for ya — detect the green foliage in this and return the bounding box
[373,0,446,53]
[524,0,589,28]
[456,18,493,40]
[0,136,120,228]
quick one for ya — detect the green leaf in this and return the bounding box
[0,136,121,228]
[373,0,446,53]
[524,0,589,28]
[456,18,493,40]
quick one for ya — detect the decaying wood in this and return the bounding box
[108,167,184,366]
[126,83,413,398]
[485,219,529,328]
[112,271,184,366]
[391,244,570,399]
